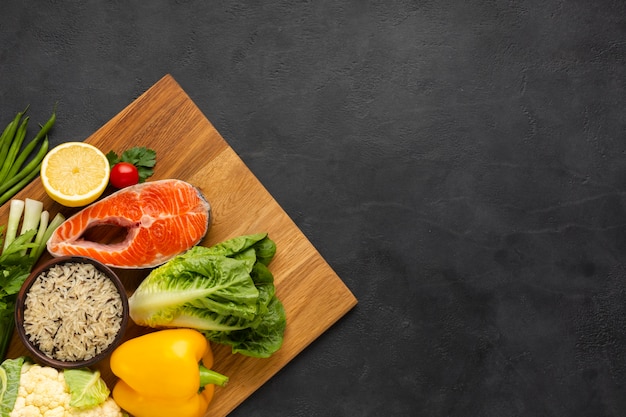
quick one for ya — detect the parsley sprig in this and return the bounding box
[106,147,157,183]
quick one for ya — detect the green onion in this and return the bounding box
[20,199,43,239]
[32,210,50,253]
[29,212,65,261]
[0,116,29,184]
[18,198,43,255]
[0,107,56,205]
[0,198,65,360]
[2,199,24,251]
[0,137,49,206]
[0,110,24,169]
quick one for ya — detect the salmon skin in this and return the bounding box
[47,179,211,269]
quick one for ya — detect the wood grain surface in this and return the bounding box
[2,74,357,417]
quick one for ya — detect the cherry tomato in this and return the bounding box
[110,162,139,188]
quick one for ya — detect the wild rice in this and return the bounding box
[22,262,123,362]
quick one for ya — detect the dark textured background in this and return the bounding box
[2,1,626,416]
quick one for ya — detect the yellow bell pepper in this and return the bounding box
[110,328,229,417]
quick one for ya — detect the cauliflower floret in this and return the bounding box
[9,363,124,417]
[11,405,43,417]
[68,398,123,417]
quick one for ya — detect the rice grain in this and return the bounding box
[22,262,123,362]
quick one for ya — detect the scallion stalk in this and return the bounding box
[29,212,65,261]
[0,199,65,360]
[20,198,43,235]
[3,199,24,251]
[19,198,43,254]
[32,210,50,251]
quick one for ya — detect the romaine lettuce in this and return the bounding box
[128,233,286,358]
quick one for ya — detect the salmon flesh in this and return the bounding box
[47,179,211,269]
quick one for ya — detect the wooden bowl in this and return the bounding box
[15,256,129,369]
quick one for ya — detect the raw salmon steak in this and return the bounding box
[47,179,211,269]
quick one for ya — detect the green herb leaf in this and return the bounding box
[120,147,157,168]
[107,147,157,183]
[120,147,156,183]
[105,150,119,167]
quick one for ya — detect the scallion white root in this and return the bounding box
[19,198,44,255]
[3,199,25,251]
[1,198,65,260]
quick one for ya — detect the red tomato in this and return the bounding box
[110,162,139,188]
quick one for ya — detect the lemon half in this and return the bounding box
[41,142,110,207]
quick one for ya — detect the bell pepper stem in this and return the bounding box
[199,364,229,389]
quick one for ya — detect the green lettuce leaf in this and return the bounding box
[200,233,268,258]
[204,296,286,358]
[0,357,25,417]
[129,249,261,327]
[250,237,277,266]
[200,233,276,266]
[64,368,110,409]
[128,233,286,358]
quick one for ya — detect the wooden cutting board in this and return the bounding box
[2,74,357,416]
